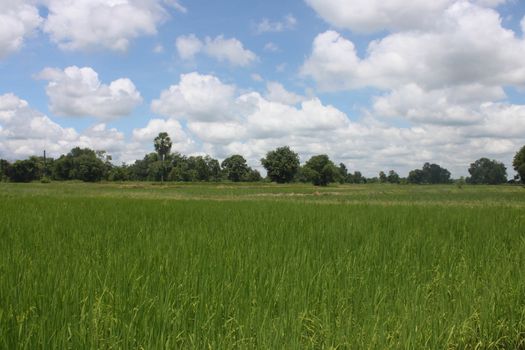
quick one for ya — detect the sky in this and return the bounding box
[1,0,525,177]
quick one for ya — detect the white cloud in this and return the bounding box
[305,0,505,33]
[251,73,264,82]
[0,1,42,59]
[132,117,195,154]
[263,42,279,52]
[302,3,525,91]
[175,34,203,60]
[37,66,142,120]
[255,14,297,34]
[175,34,257,66]
[151,72,237,121]
[265,82,306,105]
[148,72,525,176]
[42,0,173,51]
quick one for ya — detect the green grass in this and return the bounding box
[1,183,525,348]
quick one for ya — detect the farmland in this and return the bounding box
[1,182,524,348]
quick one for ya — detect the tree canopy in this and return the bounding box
[467,158,507,184]
[513,145,525,183]
[302,154,339,186]
[261,146,300,183]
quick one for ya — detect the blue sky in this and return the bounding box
[1,0,525,176]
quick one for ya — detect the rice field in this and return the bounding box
[1,182,524,349]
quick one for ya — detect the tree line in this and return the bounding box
[1,132,524,186]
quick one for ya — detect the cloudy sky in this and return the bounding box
[1,0,525,177]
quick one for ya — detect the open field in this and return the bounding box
[1,182,525,348]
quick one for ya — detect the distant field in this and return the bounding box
[1,183,524,348]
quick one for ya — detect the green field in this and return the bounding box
[1,183,525,349]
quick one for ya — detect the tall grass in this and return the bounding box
[1,190,524,348]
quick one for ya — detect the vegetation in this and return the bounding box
[513,145,525,183]
[467,158,507,184]
[261,146,300,183]
[408,163,452,184]
[1,182,524,348]
[301,154,339,186]
[0,134,522,187]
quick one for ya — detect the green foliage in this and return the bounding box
[242,168,262,182]
[379,171,387,183]
[387,170,400,184]
[52,148,106,182]
[513,145,525,183]
[0,159,11,182]
[467,158,507,184]
[261,146,300,183]
[9,157,42,182]
[221,154,249,182]
[303,154,339,186]
[408,163,451,184]
[153,132,172,159]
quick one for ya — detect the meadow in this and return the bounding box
[1,182,524,349]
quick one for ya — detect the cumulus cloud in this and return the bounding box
[37,66,142,120]
[255,14,297,34]
[305,0,505,33]
[148,72,525,176]
[302,3,525,91]
[0,1,42,59]
[0,92,192,163]
[175,34,257,66]
[42,0,181,51]
[264,82,306,105]
[151,72,237,121]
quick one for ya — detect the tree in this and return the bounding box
[379,171,387,183]
[422,163,451,184]
[243,168,262,182]
[408,163,451,184]
[221,155,249,182]
[467,158,507,184]
[153,132,172,183]
[261,146,300,183]
[513,145,525,183]
[9,158,42,182]
[352,171,365,184]
[387,170,400,184]
[0,159,11,181]
[338,163,348,184]
[407,169,425,184]
[52,148,106,182]
[303,154,339,186]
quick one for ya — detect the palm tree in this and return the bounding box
[154,132,172,183]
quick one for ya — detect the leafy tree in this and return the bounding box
[129,153,159,181]
[52,147,106,182]
[338,163,348,184]
[243,168,262,182]
[408,163,451,184]
[261,146,300,183]
[9,158,42,182]
[467,158,507,184]
[379,171,387,183]
[153,132,172,183]
[205,156,222,181]
[407,169,425,184]
[108,165,131,181]
[387,170,400,184]
[221,155,249,182]
[1,159,12,181]
[303,154,339,186]
[352,171,365,184]
[422,163,451,184]
[513,145,525,183]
